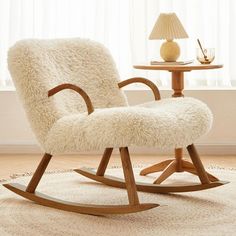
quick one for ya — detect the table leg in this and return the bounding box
[175,148,183,172]
[172,71,184,171]
[172,71,184,97]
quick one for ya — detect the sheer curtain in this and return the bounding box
[0,0,235,88]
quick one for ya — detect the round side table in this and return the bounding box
[133,63,223,184]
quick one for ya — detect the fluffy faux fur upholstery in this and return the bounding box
[8,38,213,154]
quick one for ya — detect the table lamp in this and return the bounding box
[149,13,188,62]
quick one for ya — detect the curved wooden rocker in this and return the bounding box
[3,183,157,215]
[3,151,158,215]
[75,145,228,193]
[3,84,159,215]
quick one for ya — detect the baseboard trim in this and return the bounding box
[128,145,236,156]
[0,143,42,154]
[0,143,235,155]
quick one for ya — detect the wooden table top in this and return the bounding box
[133,63,223,71]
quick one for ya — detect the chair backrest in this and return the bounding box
[8,38,128,145]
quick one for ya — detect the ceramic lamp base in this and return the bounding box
[160,40,180,62]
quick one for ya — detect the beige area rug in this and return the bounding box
[0,167,236,236]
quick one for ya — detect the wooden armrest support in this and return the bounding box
[118,77,161,100]
[48,83,94,115]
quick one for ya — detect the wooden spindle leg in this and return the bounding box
[119,147,139,205]
[96,148,113,176]
[26,153,52,193]
[187,144,210,184]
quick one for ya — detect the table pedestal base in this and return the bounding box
[140,145,219,185]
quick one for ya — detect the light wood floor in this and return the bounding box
[0,153,235,180]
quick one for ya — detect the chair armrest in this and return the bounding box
[48,83,94,115]
[118,77,161,100]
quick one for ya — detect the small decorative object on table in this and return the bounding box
[197,39,215,64]
[150,59,193,65]
[149,13,188,62]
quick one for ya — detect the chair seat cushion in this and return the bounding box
[44,97,213,154]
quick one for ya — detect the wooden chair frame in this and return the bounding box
[4,77,227,215]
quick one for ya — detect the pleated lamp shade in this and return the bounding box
[149,13,188,40]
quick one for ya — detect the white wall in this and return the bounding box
[0,89,236,154]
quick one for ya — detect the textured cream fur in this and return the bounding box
[8,38,213,154]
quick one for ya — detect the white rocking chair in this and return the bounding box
[4,39,227,215]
